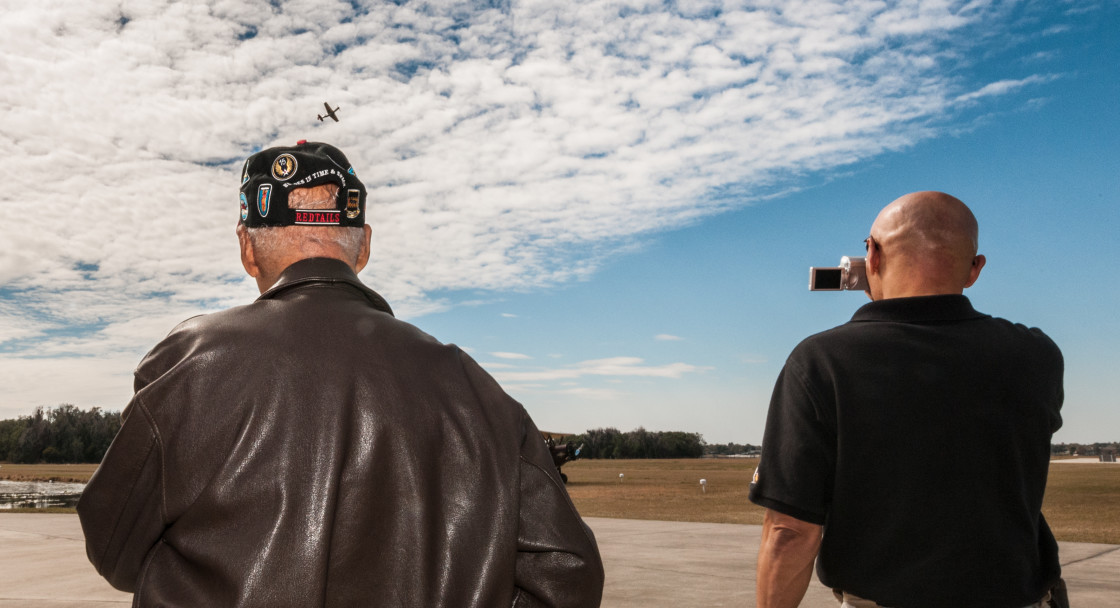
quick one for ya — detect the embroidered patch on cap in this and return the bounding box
[257,184,272,217]
[294,209,341,225]
[271,154,298,181]
[345,189,361,219]
[239,193,249,221]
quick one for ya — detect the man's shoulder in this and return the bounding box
[787,320,865,359]
[976,314,1063,365]
[171,298,438,350]
[136,298,446,384]
[785,301,1061,366]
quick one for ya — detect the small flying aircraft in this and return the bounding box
[317,102,340,122]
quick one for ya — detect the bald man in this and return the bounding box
[749,192,1064,608]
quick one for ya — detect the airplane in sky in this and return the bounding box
[317,102,340,122]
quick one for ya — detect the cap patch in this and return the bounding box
[294,209,341,225]
[239,193,249,221]
[257,184,272,217]
[271,154,298,181]
[346,189,361,219]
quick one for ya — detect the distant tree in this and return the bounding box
[569,427,705,459]
[703,442,762,456]
[0,405,121,464]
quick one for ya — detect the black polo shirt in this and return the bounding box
[750,295,1063,608]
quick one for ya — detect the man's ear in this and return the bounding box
[964,254,986,288]
[354,224,372,273]
[866,239,881,277]
[236,223,262,278]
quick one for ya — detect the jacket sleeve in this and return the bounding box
[76,395,166,592]
[512,409,605,608]
[455,350,604,607]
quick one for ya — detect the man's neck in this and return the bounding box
[255,254,356,294]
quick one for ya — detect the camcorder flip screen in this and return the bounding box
[809,267,843,291]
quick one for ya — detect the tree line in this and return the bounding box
[1051,442,1119,456]
[564,427,705,459]
[703,442,761,456]
[2,406,1111,464]
[0,405,121,464]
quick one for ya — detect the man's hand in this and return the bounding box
[757,508,823,608]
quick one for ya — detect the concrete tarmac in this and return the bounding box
[2,514,1117,607]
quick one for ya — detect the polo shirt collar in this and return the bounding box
[850,294,989,324]
[257,257,394,317]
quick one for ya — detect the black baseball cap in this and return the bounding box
[239,141,366,227]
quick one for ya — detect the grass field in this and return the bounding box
[562,458,762,525]
[0,463,98,483]
[561,458,1120,544]
[1040,463,1120,544]
[4,459,1118,544]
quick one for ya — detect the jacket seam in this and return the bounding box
[133,394,169,524]
[133,538,165,605]
[518,452,599,551]
[92,413,160,576]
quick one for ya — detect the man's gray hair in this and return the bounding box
[246,184,364,265]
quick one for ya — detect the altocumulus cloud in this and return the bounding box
[1,0,1049,413]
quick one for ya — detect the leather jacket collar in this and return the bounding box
[258,257,394,317]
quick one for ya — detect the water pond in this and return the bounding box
[0,480,85,509]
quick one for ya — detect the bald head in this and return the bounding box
[866,191,985,299]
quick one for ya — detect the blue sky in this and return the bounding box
[1,0,1117,444]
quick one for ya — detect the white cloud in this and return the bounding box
[477,362,518,370]
[490,351,533,360]
[500,313,518,318]
[554,387,625,400]
[491,356,708,383]
[655,334,684,341]
[0,0,1054,416]
[955,75,1055,104]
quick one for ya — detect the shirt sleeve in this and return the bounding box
[748,356,836,526]
[76,395,167,592]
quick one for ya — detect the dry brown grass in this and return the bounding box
[1042,463,1120,544]
[4,460,1117,544]
[563,458,765,525]
[563,458,1120,544]
[0,463,98,483]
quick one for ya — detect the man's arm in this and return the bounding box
[76,398,166,592]
[512,410,605,608]
[757,508,823,608]
[454,349,604,607]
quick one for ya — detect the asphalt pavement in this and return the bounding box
[1,514,1117,607]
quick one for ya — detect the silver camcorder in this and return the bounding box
[809,256,868,291]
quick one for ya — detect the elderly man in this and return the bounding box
[750,192,1064,608]
[78,141,604,607]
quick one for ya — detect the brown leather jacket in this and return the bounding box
[78,258,604,607]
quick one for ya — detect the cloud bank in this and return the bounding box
[0,0,1049,413]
